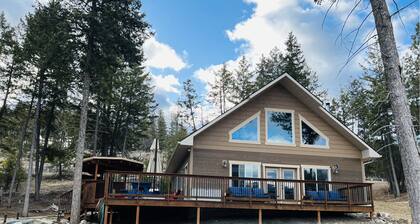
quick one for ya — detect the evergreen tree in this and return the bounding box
[230,56,254,104]
[208,63,233,114]
[178,79,200,131]
[255,47,284,89]
[0,13,24,121]
[283,32,326,99]
[157,109,168,152]
[403,23,419,136]
[21,0,76,213]
[69,0,151,222]
[165,112,187,166]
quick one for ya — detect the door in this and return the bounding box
[265,168,279,197]
[282,168,296,200]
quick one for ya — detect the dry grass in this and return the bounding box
[371,181,411,223]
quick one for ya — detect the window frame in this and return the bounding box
[264,108,296,146]
[228,112,260,144]
[229,160,262,187]
[300,165,332,192]
[299,115,330,149]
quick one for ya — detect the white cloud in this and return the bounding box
[144,37,187,71]
[152,74,181,94]
[196,0,417,98]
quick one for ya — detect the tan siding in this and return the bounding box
[194,84,362,158]
[193,148,363,182]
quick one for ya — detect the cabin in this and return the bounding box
[98,74,381,224]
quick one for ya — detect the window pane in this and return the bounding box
[267,111,293,144]
[317,169,329,191]
[231,117,258,142]
[304,168,316,191]
[301,121,327,146]
[317,169,329,181]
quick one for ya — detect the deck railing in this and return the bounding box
[103,171,373,209]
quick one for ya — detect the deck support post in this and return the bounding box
[136,206,140,224]
[316,210,321,224]
[369,211,374,219]
[196,207,200,224]
[104,205,109,224]
[109,208,113,224]
[258,209,262,224]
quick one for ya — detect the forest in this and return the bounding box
[0,0,418,221]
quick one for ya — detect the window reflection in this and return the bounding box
[266,111,293,144]
[231,117,258,142]
[301,120,327,146]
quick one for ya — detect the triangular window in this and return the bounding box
[300,116,329,148]
[229,112,260,143]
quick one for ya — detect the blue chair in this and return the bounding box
[328,191,345,201]
[253,188,269,198]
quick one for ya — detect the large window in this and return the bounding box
[230,162,260,187]
[300,116,329,148]
[303,166,330,192]
[265,109,294,145]
[229,112,260,143]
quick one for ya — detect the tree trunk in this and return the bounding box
[70,72,90,224]
[93,104,100,156]
[7,95,35,207]
[35,103,55,200]
[370,0,420,222]
[0,64,15,120]
[22,74,44,217]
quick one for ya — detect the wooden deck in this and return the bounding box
[99,171,374,223]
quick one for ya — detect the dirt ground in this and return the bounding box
[0,179,412,223]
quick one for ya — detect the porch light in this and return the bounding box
[331,164,339,174]
[222,160,228,168]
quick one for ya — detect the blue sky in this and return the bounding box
[1,0,418,121]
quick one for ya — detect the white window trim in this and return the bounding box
[228,112,260,144]
[262,163,301,180]
[229,160,262,178]
[299,115,330,149]
[264,108,296,146]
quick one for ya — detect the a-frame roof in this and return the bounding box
[169,73,380,171]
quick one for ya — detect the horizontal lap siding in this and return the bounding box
[193,148,363,182]
[194,84,362,159]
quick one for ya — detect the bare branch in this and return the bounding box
[322,0,338,30]
[335,0,363,45]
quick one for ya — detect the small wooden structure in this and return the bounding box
[59,157,143,213]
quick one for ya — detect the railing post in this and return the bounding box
[300,180,303,208]
[347,183,351,209]
[324,182,327,209]
[104,173,110,201]
[275,180,278,207]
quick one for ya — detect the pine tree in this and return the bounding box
[208,63,233,114]
[178,79,200,131]
[403,23,419,136]
[230,56,254,104]
[165,112,187,166]
[21,0,76,214]
[69,0,151,222]
[157,109,168,152]
[283,32,326,99]
[255,47,284,89]
[0,13,23,121]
